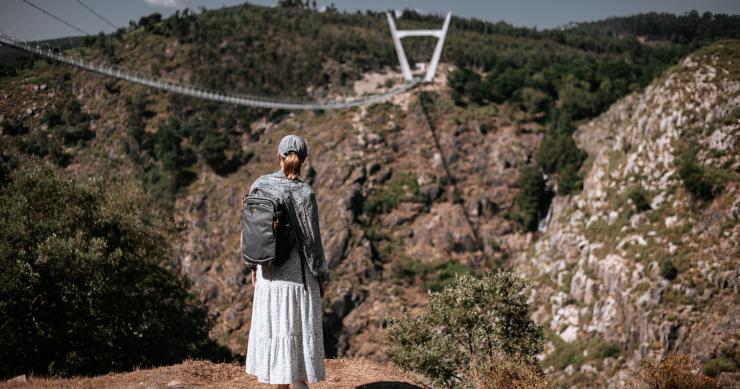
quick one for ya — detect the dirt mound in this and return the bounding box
[0,359,426,389]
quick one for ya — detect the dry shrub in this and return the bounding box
[472,354,555,389]
[636,354,718,389]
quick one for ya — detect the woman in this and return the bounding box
[245,134,330,389]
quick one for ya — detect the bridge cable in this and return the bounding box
[0,31,419,110]
[19,0,90,36]
[73,0,118,30]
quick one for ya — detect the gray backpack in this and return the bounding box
[240,186,308,288]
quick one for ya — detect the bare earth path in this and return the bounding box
[0,359,427,389]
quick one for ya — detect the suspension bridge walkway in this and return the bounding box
[0,31,421,111]
[1,0,450,111]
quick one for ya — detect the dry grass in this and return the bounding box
[0,359,427,389]
[633,354,718,389]
[471,355,555,389]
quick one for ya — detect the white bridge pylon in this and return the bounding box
[386,12,452,83]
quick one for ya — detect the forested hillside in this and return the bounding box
[1,2,737,386]
[567,11,740,44]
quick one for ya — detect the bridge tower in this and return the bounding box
[386,11,452,83]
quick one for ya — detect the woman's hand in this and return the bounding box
[319,282,325,299]
[251,270,256,286]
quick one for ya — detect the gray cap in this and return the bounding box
[278,134,308,160]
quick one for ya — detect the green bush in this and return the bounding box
[387,271,544,388]
[364,172,423,216]
[1,118,29,136]
[592,341,622,359]
[557,162,584,195]
[521,87,551,115]
[702,357,738,378]
[144,118,197,210]
[537,127,587,195]
[627,184,652,213]
[17,129,71,167]
[199,131,244,175]
[676,146,725,201]
[660,259,678,281]
[513,165,553,232]
[543,338,586,370]
[0,162,231,378]
[393,257,471,293]
[200,131,229,172]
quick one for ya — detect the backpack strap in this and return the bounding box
[284,185,308,292]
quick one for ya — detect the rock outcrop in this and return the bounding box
[518,41,739,386]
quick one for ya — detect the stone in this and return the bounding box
[8,375,26,383]
[565,364,575,375]
[419,184,441,203]
[665,215,678,227]
[580,364,597,374]
[608,211,619,223]
[560,325,579,343]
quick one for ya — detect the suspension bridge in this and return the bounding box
[0,1,451,111]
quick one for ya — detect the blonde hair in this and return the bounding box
[282,151,303,180]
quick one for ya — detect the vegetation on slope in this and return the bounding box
[0,162,232,378]
[568,11,740,44]
[387,271,544,387]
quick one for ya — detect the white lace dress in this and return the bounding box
[244,170,329,384]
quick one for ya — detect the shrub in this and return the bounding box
[200,131,229,172]
[448,68,487,106]
[0,162,231,378]
[537,127,587,195]
[520,87,550,115]
[542,337,586,370]
[702,357,738,378]
[513,165,553,232]
[393,257,471,293]
[422,260,470,293]
[676,146,724,201]
[660,259,678,281]
[199,131,243,175]
[592,341,622,359]
[18,129,71,167]
[1,118,29,136]
[364,172,422,216]
[557,162,584,195]
[387,271,544,388]
[627,184,652,213]
[145,118,197,210]
[472,354,554,389]
[636,354,717,389]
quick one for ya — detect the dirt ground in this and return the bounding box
[0,359,427,389]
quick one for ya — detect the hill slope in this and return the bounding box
[519,40,739,386]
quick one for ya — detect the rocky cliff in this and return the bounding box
[518,41,739,386]
[170,65,541,359]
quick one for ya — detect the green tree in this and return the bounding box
[387,271,544,388]
[537,121,587,195]
[0,162,231,378]
[513,165,553,232]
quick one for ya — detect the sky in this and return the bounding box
[0,0,738,41]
